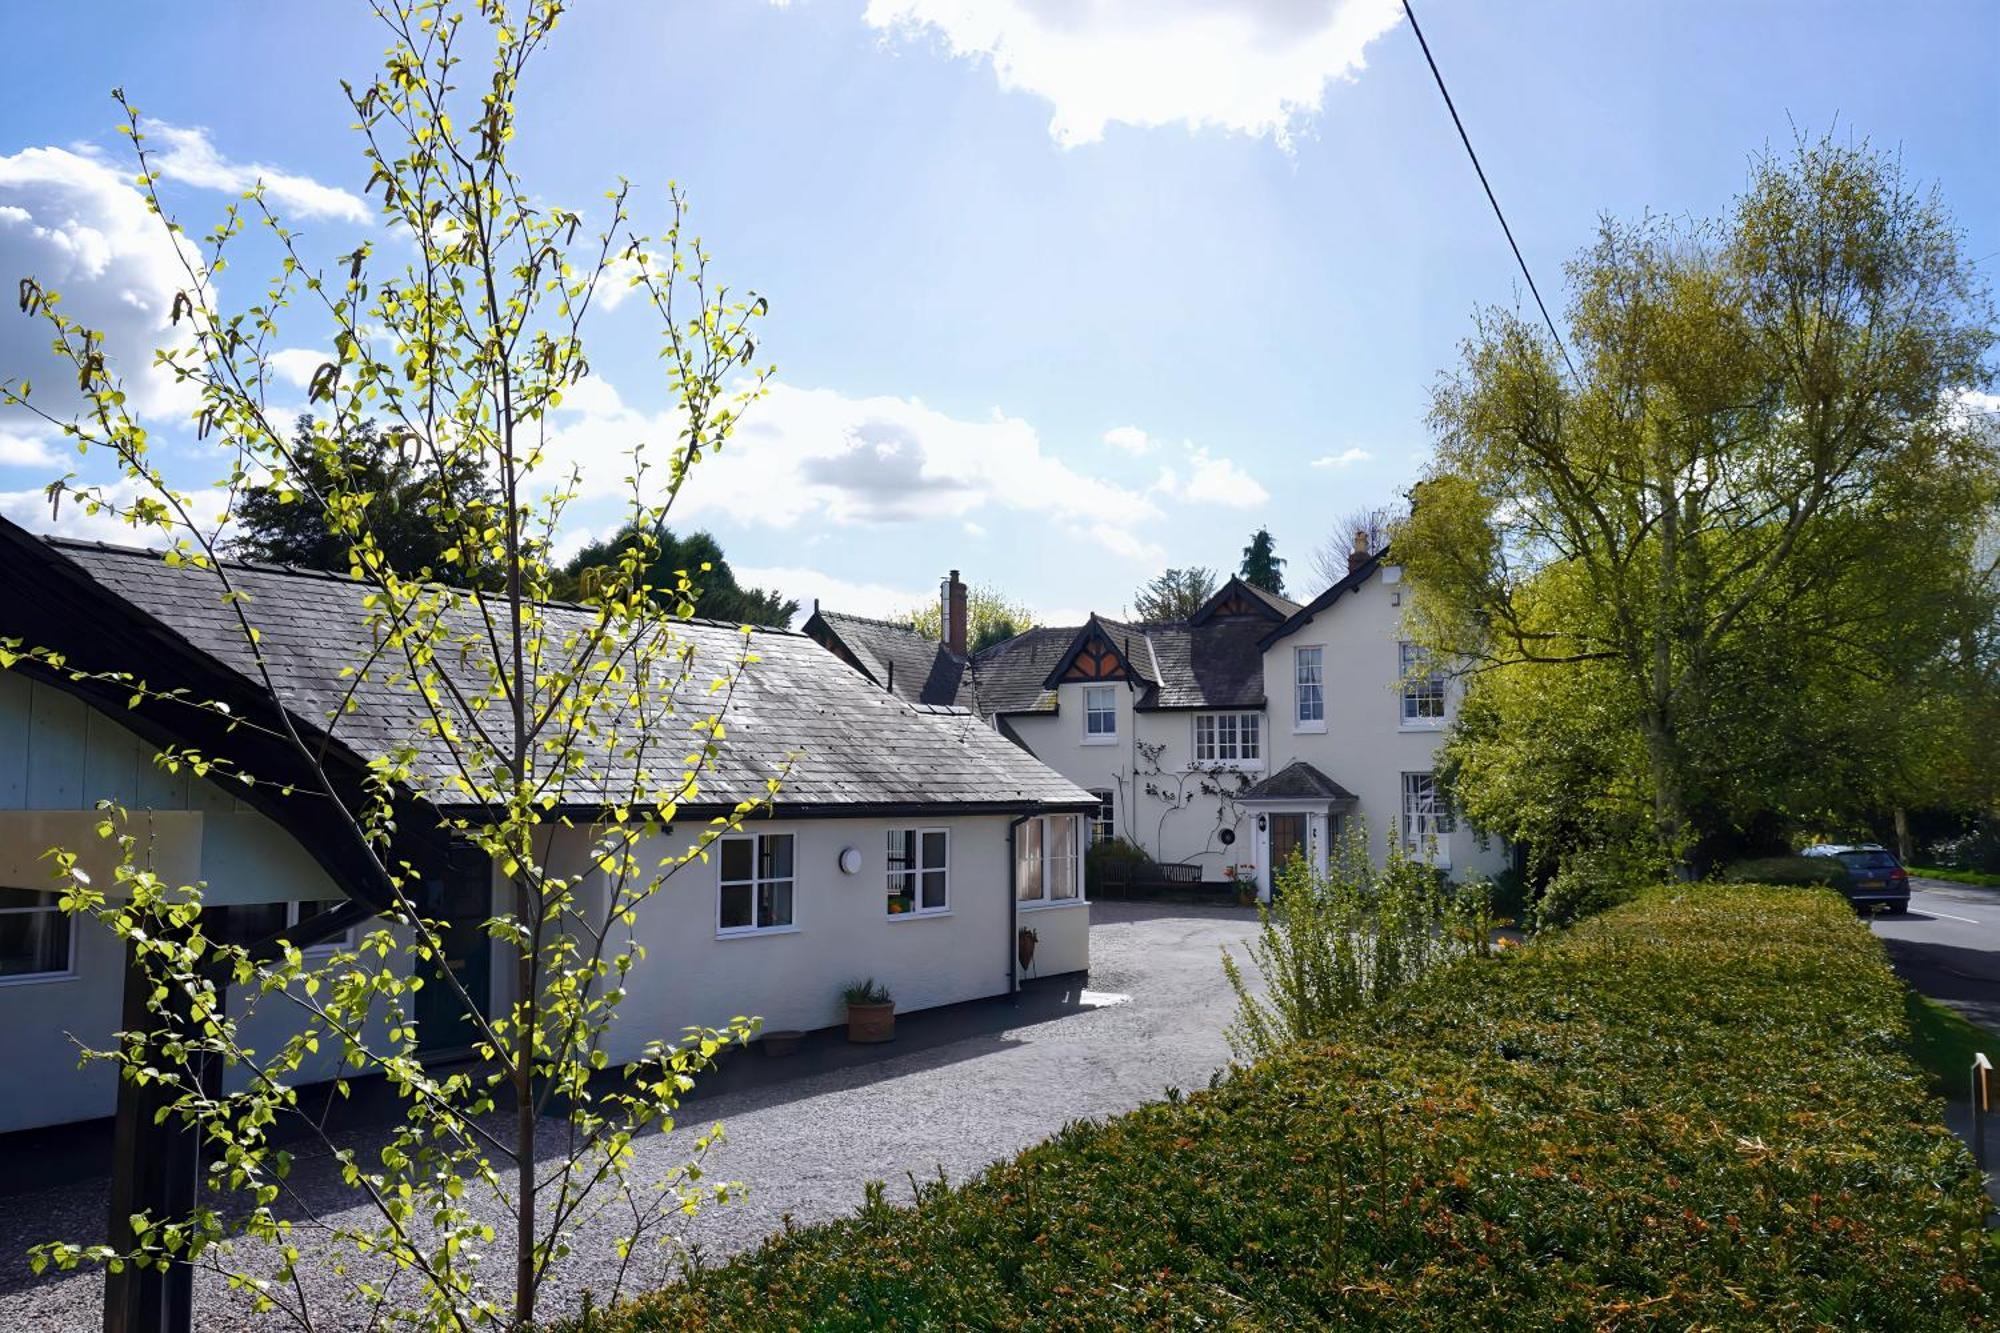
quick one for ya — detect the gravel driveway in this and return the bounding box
[0,901,1263,1330]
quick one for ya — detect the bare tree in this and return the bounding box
[1308,503,1403,593]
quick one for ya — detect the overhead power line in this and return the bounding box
[1400,0,1578,381]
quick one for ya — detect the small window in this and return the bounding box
[1193,712,1261,765]
[1295,646,1324,727]
[208,899,359,954]
[1087,790,1115,845]
[1400,642,1447,725]
[0,887,74,983]
[1083,685,1117,742]
[719,833,796,934]
[1401,772,1455,854]
[1017,815,1082,904]
[887,828,950,916]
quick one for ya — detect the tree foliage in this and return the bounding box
[903,581,1036,653]
[1238,527,1285,596]
[3,3,780,1328]
[233,417,498,577]
[1130,566,1217,621]
[556,523,797,626]
[1397,135,2000,870]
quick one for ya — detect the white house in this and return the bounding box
[805,544,1508,900]
[0,522,1096,1134]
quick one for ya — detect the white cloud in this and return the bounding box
[733,565,932,627]
[268,347,332,390]
[143,121,370,225]
[545,379,1168,559]
[862,0,1405,146]
[0,145,204,423]
[0,478,165,545]
[1311,447,1372,469]
[1103,424,1154,455]
[0,430,59,467]
[1148,445,1268,508]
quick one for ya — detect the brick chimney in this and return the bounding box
[1347,527,1371,574]
[942,569,968,656]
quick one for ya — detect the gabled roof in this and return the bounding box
[1236,761,1358,805]
[1259,548,1387,649]
[16,530,1096,816]
[1189,575,1302,625]
[962,625,1075,716]
[1031,613,1264,713]
[802,608,965,708]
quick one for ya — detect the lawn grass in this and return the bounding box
[582,884,1996,1331]
[1906,989,2000,1099]
[1912,866,2000,889]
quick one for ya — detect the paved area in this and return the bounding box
[0,902,1263,1330]
[1871,878,2000,1206]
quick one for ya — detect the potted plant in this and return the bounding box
[842,977,895,1043]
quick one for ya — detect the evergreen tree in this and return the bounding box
[1239,528,1285,596]
[1132,567,1217,621]
[558,524,798,627]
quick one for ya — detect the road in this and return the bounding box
[1871,878,2000,1036]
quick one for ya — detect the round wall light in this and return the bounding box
[838,846,862,875]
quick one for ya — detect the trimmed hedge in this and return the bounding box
[1913,866,2000,890]
[588,886,1994,1330]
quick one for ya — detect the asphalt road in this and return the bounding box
[1872,878,2000,1036]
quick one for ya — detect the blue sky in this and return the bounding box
[3,1,1995,624]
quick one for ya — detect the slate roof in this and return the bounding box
[1237,761,1358,805]
[963,625,1075,715]
[804,609,965,707]
[26,535,1097,816]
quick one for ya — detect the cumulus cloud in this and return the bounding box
[0,429,59,467]
[1148,445,1269,508]
[862,0,1405,146]
[0,145,204,423]
[1311,446,1372,469]
[1103,424,1154,455]
[143,121,370,225]
[545,378,1169,558]
[268,347,332,390]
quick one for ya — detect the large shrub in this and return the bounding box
[1220,828,1486,1061]
[1721,854,1845,888]
[582,885,1993,1330]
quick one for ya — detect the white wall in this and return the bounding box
[543,811,1089,1067]
[1006,685,1254,880]
[1261,568,1509,880]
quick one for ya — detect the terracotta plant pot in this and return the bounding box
[846,1001,895,1044]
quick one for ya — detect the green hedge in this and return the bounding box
[1913,866,2000,889]
[586,885,1994,1330]
[1719,854,1844,887]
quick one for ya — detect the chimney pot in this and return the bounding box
[1347,527,1370,574]
[943,570,969,656]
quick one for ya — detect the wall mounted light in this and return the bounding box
[838,846,862,875]
[1256,814,1268,832]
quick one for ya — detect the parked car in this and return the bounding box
[1799,843,1911,913]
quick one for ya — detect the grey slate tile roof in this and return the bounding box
[963,625,1074,715]
[34,537,1097,815]
[1237,761,1358,804]
[803,610,966,707]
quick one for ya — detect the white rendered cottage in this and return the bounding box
[0,522,1095,1134]
[806,552,1509,900]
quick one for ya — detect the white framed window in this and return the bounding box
[0,887,75,984]
[1294,646,1325,730]
[207,899,360,955]
[1087,790,1115,845]
[1192,711,1262,766]
[1082,685,1117,743]
[1016,814,1082,905]
[718,832,796,935]
[887,828,949,917]
[1401,772,1456,856]
[1400,642,1447,726]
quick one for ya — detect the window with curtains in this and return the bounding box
[886,828,949,916]
[0,887,73,982]
[718,832,796,934]
[1016,815,1082,904]
[1294,646,1324,728]
[1087,790,1115,845]
[1082,685,1117,742]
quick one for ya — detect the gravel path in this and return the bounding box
[0,902,1263,1330]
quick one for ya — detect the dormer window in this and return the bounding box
[1082,685,1117,744]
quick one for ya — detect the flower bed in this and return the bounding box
[584,884,1994,1330]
